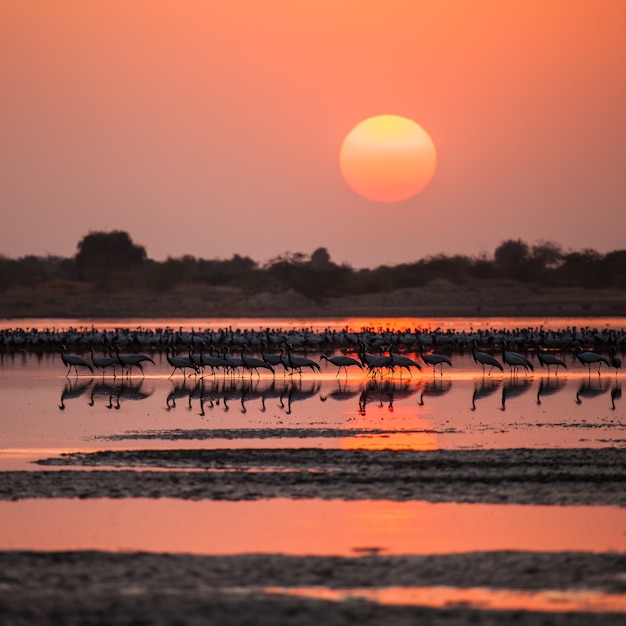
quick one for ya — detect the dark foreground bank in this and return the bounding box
[0,551,625,626]
[3,447,625,505]
[2,448,625,624]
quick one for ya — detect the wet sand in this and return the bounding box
[1,551,625,626]
[1,447,625,623]
[3,447,625,505]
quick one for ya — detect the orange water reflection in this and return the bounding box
[266,586,626,613]
[2,499,624,555]
[341,405,438,451]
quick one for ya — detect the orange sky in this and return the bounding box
[1,1,625,267]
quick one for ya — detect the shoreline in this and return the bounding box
[1,283,625,319]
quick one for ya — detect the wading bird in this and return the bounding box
[320,353,363,377]
[471,341,503,375]
[575,346,610,375]
[536,346,567,375]
[60,345,93,376]
[114,346,155,376]
[90,348,117,377]
[609,346,622,375]
[389,345,422,376]
[419,345,452,375]
[502,342,534,375]
[367,349,394,377]
[285,343,321,374]
[240,344,275,376]
[261,342,287,371]
[166,347,200,378]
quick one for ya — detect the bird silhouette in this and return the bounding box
[240,344,275,376]
[502,342,534,376]
[320,354,363,377]
[389,345,422,376]
[609,346,622,375]
[60,345,93,376]
[114,346,155,376]
[471,341,503,375]
[166,347,200,378]
[575,346,609,375]
[419,345,452,375]
[285,343,321,374]
[90,348,117,377]
[536,346,567,375]
[260,342,287,371]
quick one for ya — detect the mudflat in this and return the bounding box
[1,551,625,626]
[2,447,626,624]
[3,447,625,506]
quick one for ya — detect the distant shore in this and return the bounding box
[1,280,626,320]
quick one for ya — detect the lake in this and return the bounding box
[1,317,625,620]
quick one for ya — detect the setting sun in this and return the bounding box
[339,115,437,203]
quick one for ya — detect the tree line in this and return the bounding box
[1,230,625,298]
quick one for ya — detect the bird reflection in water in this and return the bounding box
[418,378,452,406]
[92,378,154,409]
[88,381,118,409]
[319,380,362,403]
[58,377,93,410]
[610,383,622,410]
[500,376,532,411]
[358,380,418,415]
[575,377,610,405]
[186,378,321,416]
[279,379,321,415]
[470,378,502,411]
[535,376,567,406]
[166,379,194,410]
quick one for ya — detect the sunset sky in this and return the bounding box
[2,1,625,268]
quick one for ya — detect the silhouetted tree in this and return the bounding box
[494,239,531,280]
[530,240,563,269]
[602,251,626,288]
[310,247,332,268]
[75,231,147,283]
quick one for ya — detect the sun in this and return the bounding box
[339,114,437,203]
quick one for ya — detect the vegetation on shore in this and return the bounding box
[1,231,625,318]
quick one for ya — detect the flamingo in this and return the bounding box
[471,341,503,375]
